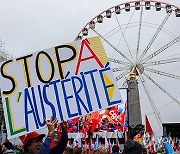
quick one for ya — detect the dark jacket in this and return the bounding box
[49,132,68,154]
[38,132,68,154]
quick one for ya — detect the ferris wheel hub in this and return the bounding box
[130,63,144,76]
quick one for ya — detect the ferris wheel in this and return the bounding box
[75,0,180,134]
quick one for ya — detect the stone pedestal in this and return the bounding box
[127,75,142,127]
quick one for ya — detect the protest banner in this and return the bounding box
[0,36,123,139]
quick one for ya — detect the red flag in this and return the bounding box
[124,131,128,142]
[116,138,119,147]
[121,101,128,132]
[145,115,153,133]
[91,111,101,132]
[83,120,90,132]
[145,115,156,154]
[50,138,56,148]
[88,132,93,150]
[71,117,80,126]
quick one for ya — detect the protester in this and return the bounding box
[123,139,143,154]
[63,147,73,154]
[142,146,148,154]
[176,140,180,151]
[73,147,82,154]
[1,141,15,154]
[22,117,68,154]
[94,146,108,154]
[49,120,68,154]
[14,143,23,154]
[0,144,2,154]
[82,148,89,154]
[112,144,121,154]
[156,148,163,154]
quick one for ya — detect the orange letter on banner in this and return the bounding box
[75,39,104,75]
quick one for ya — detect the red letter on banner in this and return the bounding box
[75,39,104,75]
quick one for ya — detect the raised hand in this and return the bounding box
[59,120,68,134]
[44,117,58,137]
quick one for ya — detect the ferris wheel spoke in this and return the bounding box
[159,92,180,111]
[115,70,129,81]
[109,58,130,65]
[112,66,130,72]
[116,9,136,48]
[144,67,180,80]
[136,68,163,131]
[136,2,143,62]
[114,13,134,62]
[104,21,139,39]
[92,28,133,64]
[144,57,180,66]
[143,71,180,106]
[143,22,180,42]
[122,79,128,88]
[139,12,172,62]
[142,35,180,63]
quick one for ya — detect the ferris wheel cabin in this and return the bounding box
[175,8,180,17]
[97,14,103,23]
[125,3,130,12]
[106,10,112,18]
[135,2,140,10]
[115,6,121,14]
[145,1,151,10]
[89,21,95,29]
[82,28,88,36]
[155,2,161,11]
[165,5,172,13]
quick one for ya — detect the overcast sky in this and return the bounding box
[0,0,179,57]
[0,0,180,137]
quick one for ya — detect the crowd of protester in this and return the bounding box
[0,115,140,154]
[0,116,180,154]
[1,135,180,154]
[0,139,139,154]
[3,137,177,154]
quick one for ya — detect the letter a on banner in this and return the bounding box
[75,38,104,75]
